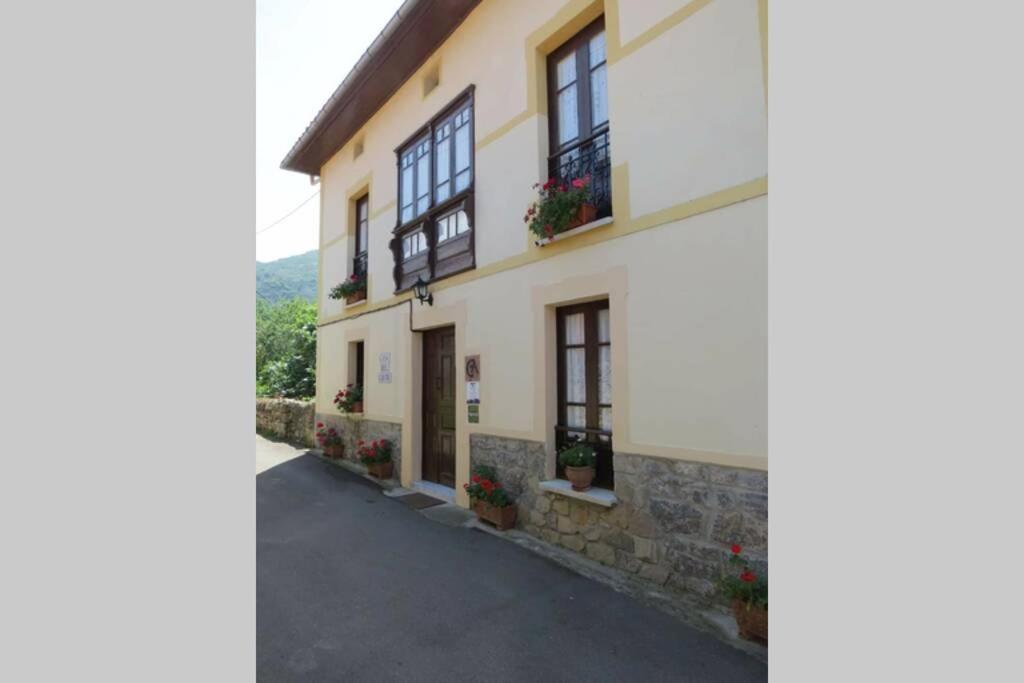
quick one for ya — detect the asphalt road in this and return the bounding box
[257,443,767,682]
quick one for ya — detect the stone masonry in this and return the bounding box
[257,398,315,447]
[316,412,402,481]
[469,433,767,603]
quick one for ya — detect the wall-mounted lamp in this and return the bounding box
[413,275,433,306]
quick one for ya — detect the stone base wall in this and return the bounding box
[316,412,402,481]
[256,398,315,447]
[469,434,767,603]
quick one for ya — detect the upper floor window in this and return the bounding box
[391,87,476,292]
[547,17,612,220]
[354,195,369,277]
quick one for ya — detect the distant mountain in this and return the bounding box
[256,249,318,303]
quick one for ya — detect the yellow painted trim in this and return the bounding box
[629,174,767,233]
[759,0,768,110]
[476,110,537,151]
[319,292,412,327]
[525,0,605,116]
[604,0,622,61]
[345,172,373,200]
[342,298,369,313]
[369,199,396,221]
[611,0,714,64]
[321,232,345,250]
[320,173,767,326]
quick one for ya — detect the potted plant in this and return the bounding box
[463,465,517,530]
[557,439,596,491]
[315,422,344,459]
[524,175,594,242]
[329,272,367,304]
[357,438,393,479]
[333,384,364,414]
[718,544,768,644]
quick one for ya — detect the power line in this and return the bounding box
[256,189,320,235]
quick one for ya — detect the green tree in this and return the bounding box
[256,298,317,399]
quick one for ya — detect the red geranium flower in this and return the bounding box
[471,474,481,483]
[731,544,742,555]
[317,422,324,428]
[740,571,756,583]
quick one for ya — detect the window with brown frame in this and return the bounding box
[547,17,612,220]
[556,299,613,490]
[353,195,368,277]
[355,341,365,388]
[390,86,475,292]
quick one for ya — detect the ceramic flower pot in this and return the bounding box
[350,401,363,414]
[731,600,768,644]
[366,460,393,479]
[322,443,344,460]
[564,465,595,491]
[472,500,518,530]
[566,203,597,231]
[345,288,366,305]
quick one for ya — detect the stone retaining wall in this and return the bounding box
[256,398,315,447]
[469,433,767,603]
[315,412,402,482]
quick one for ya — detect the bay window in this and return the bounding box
[391,86,475,292]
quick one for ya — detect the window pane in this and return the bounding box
[599,345,611,404]
[456,210,469,234]
[418,232,427,252]
[590,63,608,127]
[437,215,450,243]
[436,180,450,203]
[557,54,576,89]
[558,84,578,145]
[454,123,470,173]
[435,135,450,186]
[599,407,612,439]
[401,165,414,221]
[598,308,610,343]
[357,199,368,222]
[564,312,585,345]
[589,31,606,66]
[454,169,470,193]
[567,405,586,429]
[416,152,430,214]
[566,347,586,403]
[358,222,368,255]
[402,236,411,259]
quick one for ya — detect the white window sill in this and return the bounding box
[538,479,618,507]
[534,216,613,247]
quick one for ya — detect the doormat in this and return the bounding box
[395,492,447,510]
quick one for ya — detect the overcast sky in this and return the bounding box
[256,0,404,263]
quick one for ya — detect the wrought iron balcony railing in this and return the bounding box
[548,129,612,221]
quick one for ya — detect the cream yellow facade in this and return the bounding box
[313,0,767,508]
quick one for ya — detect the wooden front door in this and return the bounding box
[422,326,456,487]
